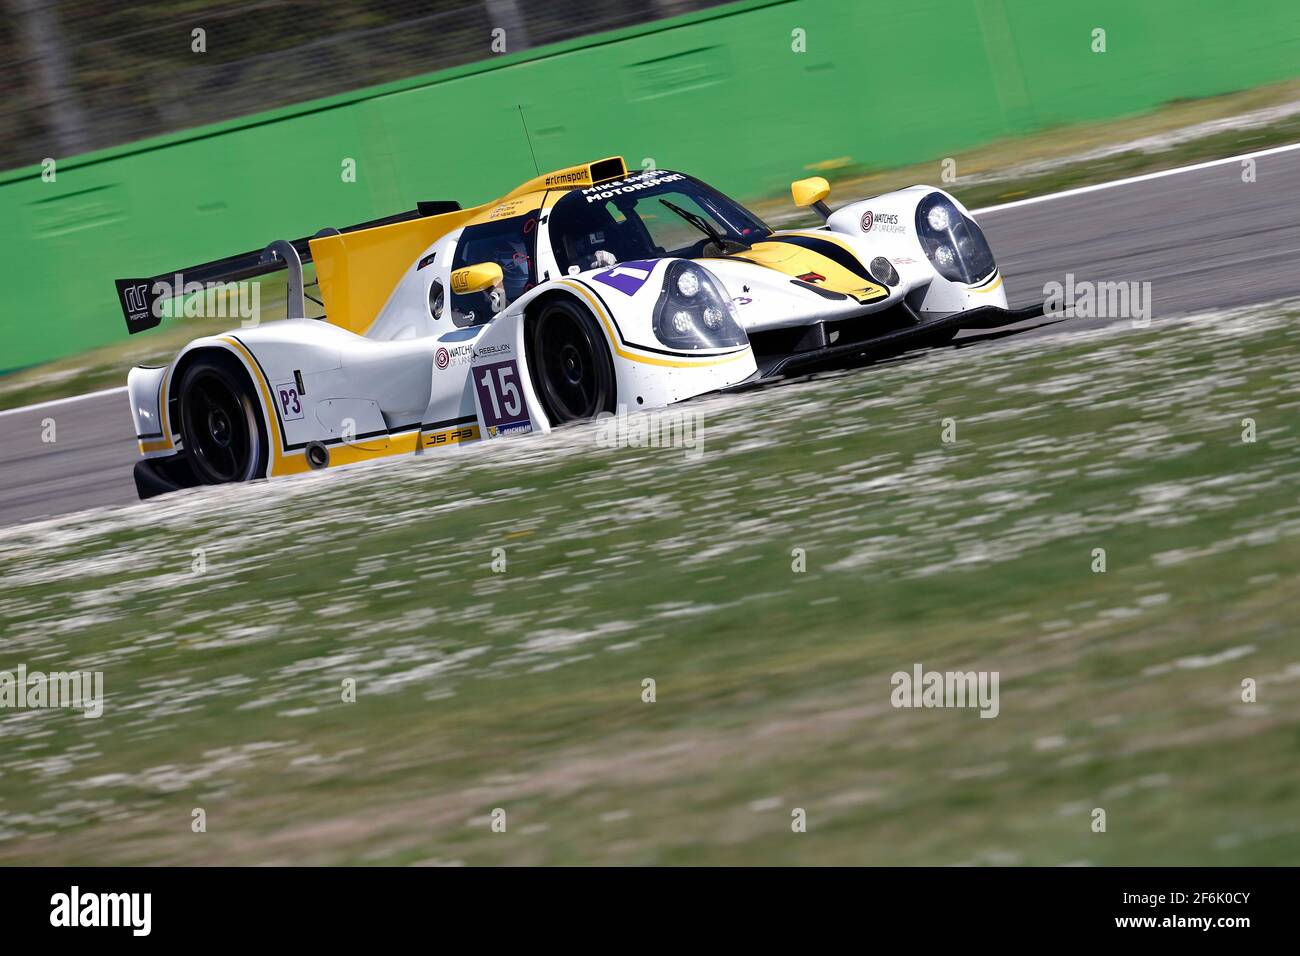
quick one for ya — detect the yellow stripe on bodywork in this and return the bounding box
[221,336,309,476]
[722,235,888,304]
[327,429,423,465]
[560,280,750,370]
[970,273,1003,293]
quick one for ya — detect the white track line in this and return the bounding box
[971,140,1300,214]
[3,139,1298,418]
[0,385,127,419]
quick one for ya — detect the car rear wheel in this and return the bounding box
[529,298,617,424]
[177,355,268,484]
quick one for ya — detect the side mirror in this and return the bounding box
[450,262,504,295]
[791,176,832,221]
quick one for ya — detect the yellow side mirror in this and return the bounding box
[450,262,504,294]
[791,176,830,208]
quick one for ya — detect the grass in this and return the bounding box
[4,79,1300,411]
[1,299,1298,865]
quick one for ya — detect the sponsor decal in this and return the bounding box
[592,260,658,295]
[731,296,753,307]
[424,425,479,446]
[417,252,437,271]
[797,271,825,284]
[275,383,304,421]
[123,282,149,314]
[487,199,526,220]
[435,344,473,369]
[474,360,532,437]
[116,277,160,333]
[892,256,918,265]
[862,210,904,234]
[473,342,512,359]
[582,171,685,204]
[544,169,588,188]
[488,421,533,438]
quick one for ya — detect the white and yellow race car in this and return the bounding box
[116,156,1041,497]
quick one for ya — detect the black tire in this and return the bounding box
[528,298,617,425]
[177,355,268,484]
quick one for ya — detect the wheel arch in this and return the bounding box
[521,288,618,425]
[520,285,615,344]
[168,342,274,479]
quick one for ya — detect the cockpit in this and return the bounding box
[449,209,540,326]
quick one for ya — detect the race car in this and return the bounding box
[116,155,1042,497]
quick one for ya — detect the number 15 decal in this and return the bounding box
[473,360,532,434]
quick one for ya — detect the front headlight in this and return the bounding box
[653,261,747,351]
[926,205,951,231]
[676,269,701,297]
[915,192,996,284]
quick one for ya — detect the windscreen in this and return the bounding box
[548,171,771,275]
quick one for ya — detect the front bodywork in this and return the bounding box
[695,186,1034,372]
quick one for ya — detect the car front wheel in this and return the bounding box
[528,298,617,425]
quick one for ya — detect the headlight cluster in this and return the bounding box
[652,261,747,350]
[915,193,997,284]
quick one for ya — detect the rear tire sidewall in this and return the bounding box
[178,356,268,484]
[528,298,617,425]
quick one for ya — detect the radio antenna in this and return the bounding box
[518,105,541,177]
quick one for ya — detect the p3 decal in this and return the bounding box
[276,383,304,421]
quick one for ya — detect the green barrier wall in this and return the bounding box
[3,0,1299,370]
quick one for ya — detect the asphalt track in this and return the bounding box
[2,147,1298,528]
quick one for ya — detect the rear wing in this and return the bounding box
[114,201,461,334]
